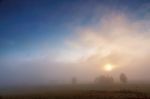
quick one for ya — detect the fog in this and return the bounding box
[0,0,150,87]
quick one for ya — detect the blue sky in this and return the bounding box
[0,0,149,56]
[0,0,150,86]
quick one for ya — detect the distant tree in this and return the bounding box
[110,76,114,83]
[120,73,128,84]
[72,77,77,85]
[94,75,114,85]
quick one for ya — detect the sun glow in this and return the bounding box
[104,64,113,71]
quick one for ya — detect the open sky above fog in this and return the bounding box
[0,0,150,86]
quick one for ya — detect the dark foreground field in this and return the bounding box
[1,90,150,99]
[1,84,150,99]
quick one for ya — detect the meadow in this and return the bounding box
[1,83,150,99]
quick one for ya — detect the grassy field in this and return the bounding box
[1,84,150,99]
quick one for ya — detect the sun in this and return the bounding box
[104,64,113,71]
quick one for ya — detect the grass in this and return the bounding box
[1,83,150,99]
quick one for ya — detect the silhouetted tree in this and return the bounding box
[94,75,114,85]
[72,77,77,85]
[120,73,128,84]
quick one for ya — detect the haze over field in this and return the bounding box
[0,0,150,87]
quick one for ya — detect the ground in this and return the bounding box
[1,84,150,99]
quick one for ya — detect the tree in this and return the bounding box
[94,75,114,85]
[120,73,128,84]
[72,77,77,85]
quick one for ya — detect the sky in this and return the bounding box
[0,0,150,87]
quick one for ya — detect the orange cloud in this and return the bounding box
[65,12,150,72]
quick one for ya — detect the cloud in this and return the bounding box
[65,12,150,80]
[0,1,150,86]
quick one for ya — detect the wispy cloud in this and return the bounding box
[65,12,150,80]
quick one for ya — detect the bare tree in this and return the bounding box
[72,77,77,85]
[120,73,128,84]
[94,75,114,85]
